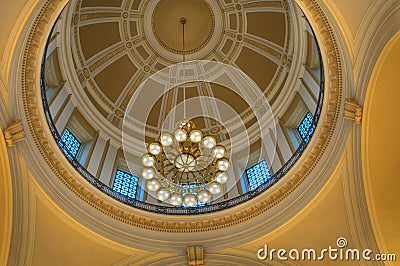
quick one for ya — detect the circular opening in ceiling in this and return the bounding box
[152,0,215,54]
[40,0,325,215]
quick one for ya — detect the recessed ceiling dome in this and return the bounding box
[41,0,325,217]
[151,0,215,54]
[68,0,292,133]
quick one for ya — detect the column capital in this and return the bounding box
[344,98,363,124]
[4,120,25,146]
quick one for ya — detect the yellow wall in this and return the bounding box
[0,127,12,266]
[0,0,399,265]
[0,0,39,81]
[363,31,400,258]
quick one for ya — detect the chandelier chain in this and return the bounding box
[140,18,229,207]
[181,17,187,121]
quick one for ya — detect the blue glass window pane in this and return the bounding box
[112,170,138,199]
[59,128,81,158]
[246,161,271,191]
[297,112,316,143]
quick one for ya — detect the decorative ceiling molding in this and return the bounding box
[18,0,343,233]
[65,0,294,136]
[151,0,215,55]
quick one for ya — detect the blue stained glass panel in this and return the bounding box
[112,170,138,199]
[297,112,316,143]
[246,160,271,191]
[59,128,81,158]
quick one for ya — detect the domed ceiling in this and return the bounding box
[40,0,325,216]
[69,0,293,132]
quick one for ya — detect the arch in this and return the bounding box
[362,31,400,257]
[8,0,347,253]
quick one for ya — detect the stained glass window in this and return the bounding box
[59,128,81,158]
[246,160,271,191]
[112,170,138,199]
[297,112,315,143]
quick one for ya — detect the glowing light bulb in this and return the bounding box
[183,193,197,207]
[189,130,203,143]
[213,146,226,159]
[141,167,155,180]
[160,133,173,147]
[217,158,230,171]
[197,190,211,203]
[146,179,160,192]
[170,193,183,206]
[202,136,216,149]
[208,182,222,194]
[142,154,155,166]
[156,188,170,201]
[174,129,187,142]
[215,172,228,184]
[148,142,161,155]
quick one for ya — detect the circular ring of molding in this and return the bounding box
[65,0,295,147]
[18,0,343,246]
[143,0,223,62]
[151,0,215,55]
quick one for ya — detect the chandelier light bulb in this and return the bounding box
[213,146,226,159]
[215,172,228,184]
[197,190,211,203]
[208,182,222,195]
[142,154,155,167]
[217,158,230,171]
[148,142,162,155]
[160,133,174,147]
[189,130,203,143]
[174,129,187,142]
[146,178,160,192]
[156,188,170,201]
[183,193,197,207]
[202,136,216,149]
[170,193,183,206]
[141,167,155,180]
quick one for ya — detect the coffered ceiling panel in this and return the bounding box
[246,11,286,47]
[81,0,123,8]
[93,54,138,102]
[79,21,121,60]
[70,0,293,132]
[235,46,278,90]
[210,83,249,114]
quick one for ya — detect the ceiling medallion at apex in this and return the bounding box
[141,18,230,207]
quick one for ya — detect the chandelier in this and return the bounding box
[140,18,230,207]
